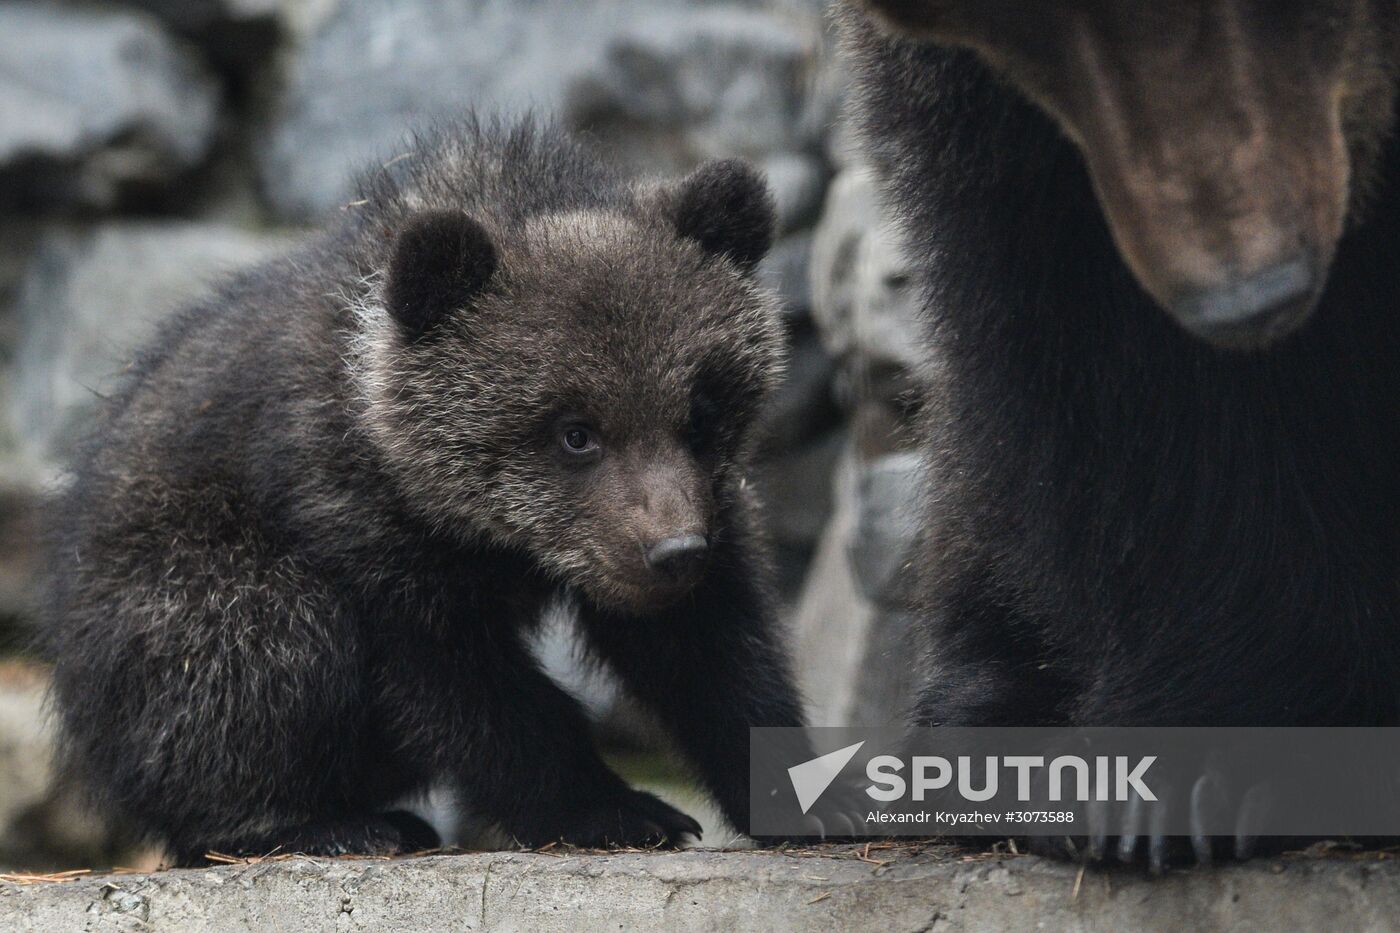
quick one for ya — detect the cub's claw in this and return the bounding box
[552,789,702,849]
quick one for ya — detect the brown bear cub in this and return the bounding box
[43,117,804,864]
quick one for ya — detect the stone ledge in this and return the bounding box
[2,846,1398,932]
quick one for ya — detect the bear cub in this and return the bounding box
[44,117,805,864]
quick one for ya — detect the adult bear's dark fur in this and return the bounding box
[43,117,804,864]
[843,2,1400,866]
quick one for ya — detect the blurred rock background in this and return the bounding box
[0,0,924,865]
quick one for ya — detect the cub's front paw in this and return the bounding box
[551,789,703,849]
[281,810,443,858]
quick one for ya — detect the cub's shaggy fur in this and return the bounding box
[44,118,804,863]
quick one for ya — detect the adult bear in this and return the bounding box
[843,1,1400,865]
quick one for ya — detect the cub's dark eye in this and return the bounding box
[560,425,598,455]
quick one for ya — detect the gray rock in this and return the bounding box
[760,153,827,234]
[757,323,839,452]
[0,487,38,627]
[3,846,1398,933]
[1,223,41,354]
[0,670,47,847]
[258,0,824,220]
[758,428,843,555]
[810,168,881,360]
[826,119,864,171]
[116,0,304,32]
[758,233,814,320]
[809,167,923,376]
[0,225,42,626]
[759,429,842,601]
[851,219,924,373]
[7,222,297,483]
[0,3,219,210]
[570,7,820,172]
[751,320,842,595]
[0,664,146,871]
[848,451,922,606]
[809,38,856,170]
[790,447,917,728]
[847,607,920,727]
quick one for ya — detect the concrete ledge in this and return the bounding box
[3,846,1399,932]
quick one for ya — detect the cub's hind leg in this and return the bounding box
[48,527,386,864]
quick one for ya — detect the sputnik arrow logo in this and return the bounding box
[787,741,865,814]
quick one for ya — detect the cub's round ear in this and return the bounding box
[665,159,776,273]
[385,210,497,339]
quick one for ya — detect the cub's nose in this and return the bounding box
[644,533,709,577]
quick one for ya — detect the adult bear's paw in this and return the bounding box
[1028,776,1285,873]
